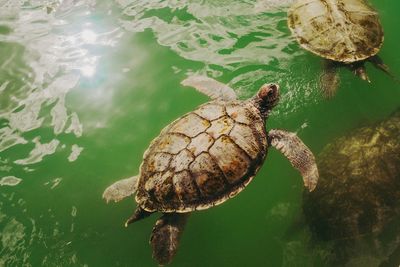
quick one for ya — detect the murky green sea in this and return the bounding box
[1,0,400,266]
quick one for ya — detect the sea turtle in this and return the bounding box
[303,109,400,266]
[103,76,319,265]
[287,0,392,97]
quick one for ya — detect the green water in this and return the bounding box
[0,0,399,266]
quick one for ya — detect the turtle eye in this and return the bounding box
[267,84,277,95]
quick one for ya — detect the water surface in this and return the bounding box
[0,0,400,266]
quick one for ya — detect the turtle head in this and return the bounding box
[252,83,280,119]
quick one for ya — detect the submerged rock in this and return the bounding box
[303,109,400,266]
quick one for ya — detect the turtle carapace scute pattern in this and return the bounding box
[287,0,393,97]
[288,0,383,63]
[103,76,319,266]
[137,100,267,212]
[303,109,400,266]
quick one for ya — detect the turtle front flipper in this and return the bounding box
[181,75,237,101]
[150,213,190,266]
[268,129,318,191]
[102,175,139,203]
[320,60,340,99]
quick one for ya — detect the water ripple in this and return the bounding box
[0,175,22,186]
[68,144,83,162]
[14,138,60,165]
[0,193,86,266]
[116,0,319,118]
[118,0,294,67]
[0,0,123,171]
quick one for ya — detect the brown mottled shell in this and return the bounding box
[135,100,267,212]
[288,0,384,63]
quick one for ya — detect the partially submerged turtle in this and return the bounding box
[103,76,319,265]
[288,0,391,97]
[303,109,400,265]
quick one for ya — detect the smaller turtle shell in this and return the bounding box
[135,100,268,212]
[288,0,384,63]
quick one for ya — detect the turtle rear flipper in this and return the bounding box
[369,55,400,83]
[103,175,139,203]
[351,62,371,83]
[268,129,319,191]
[181,75,237,101]
[369,55,391,76]
[320,60,340,98]
[150,213,190,266]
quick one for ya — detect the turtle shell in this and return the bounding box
[302,109,400,265]
[288,0,384,63]
[135,100,268,212]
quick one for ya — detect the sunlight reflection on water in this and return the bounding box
[0,2,116,262]
[0,0,122,170]
[0,0,399,266]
